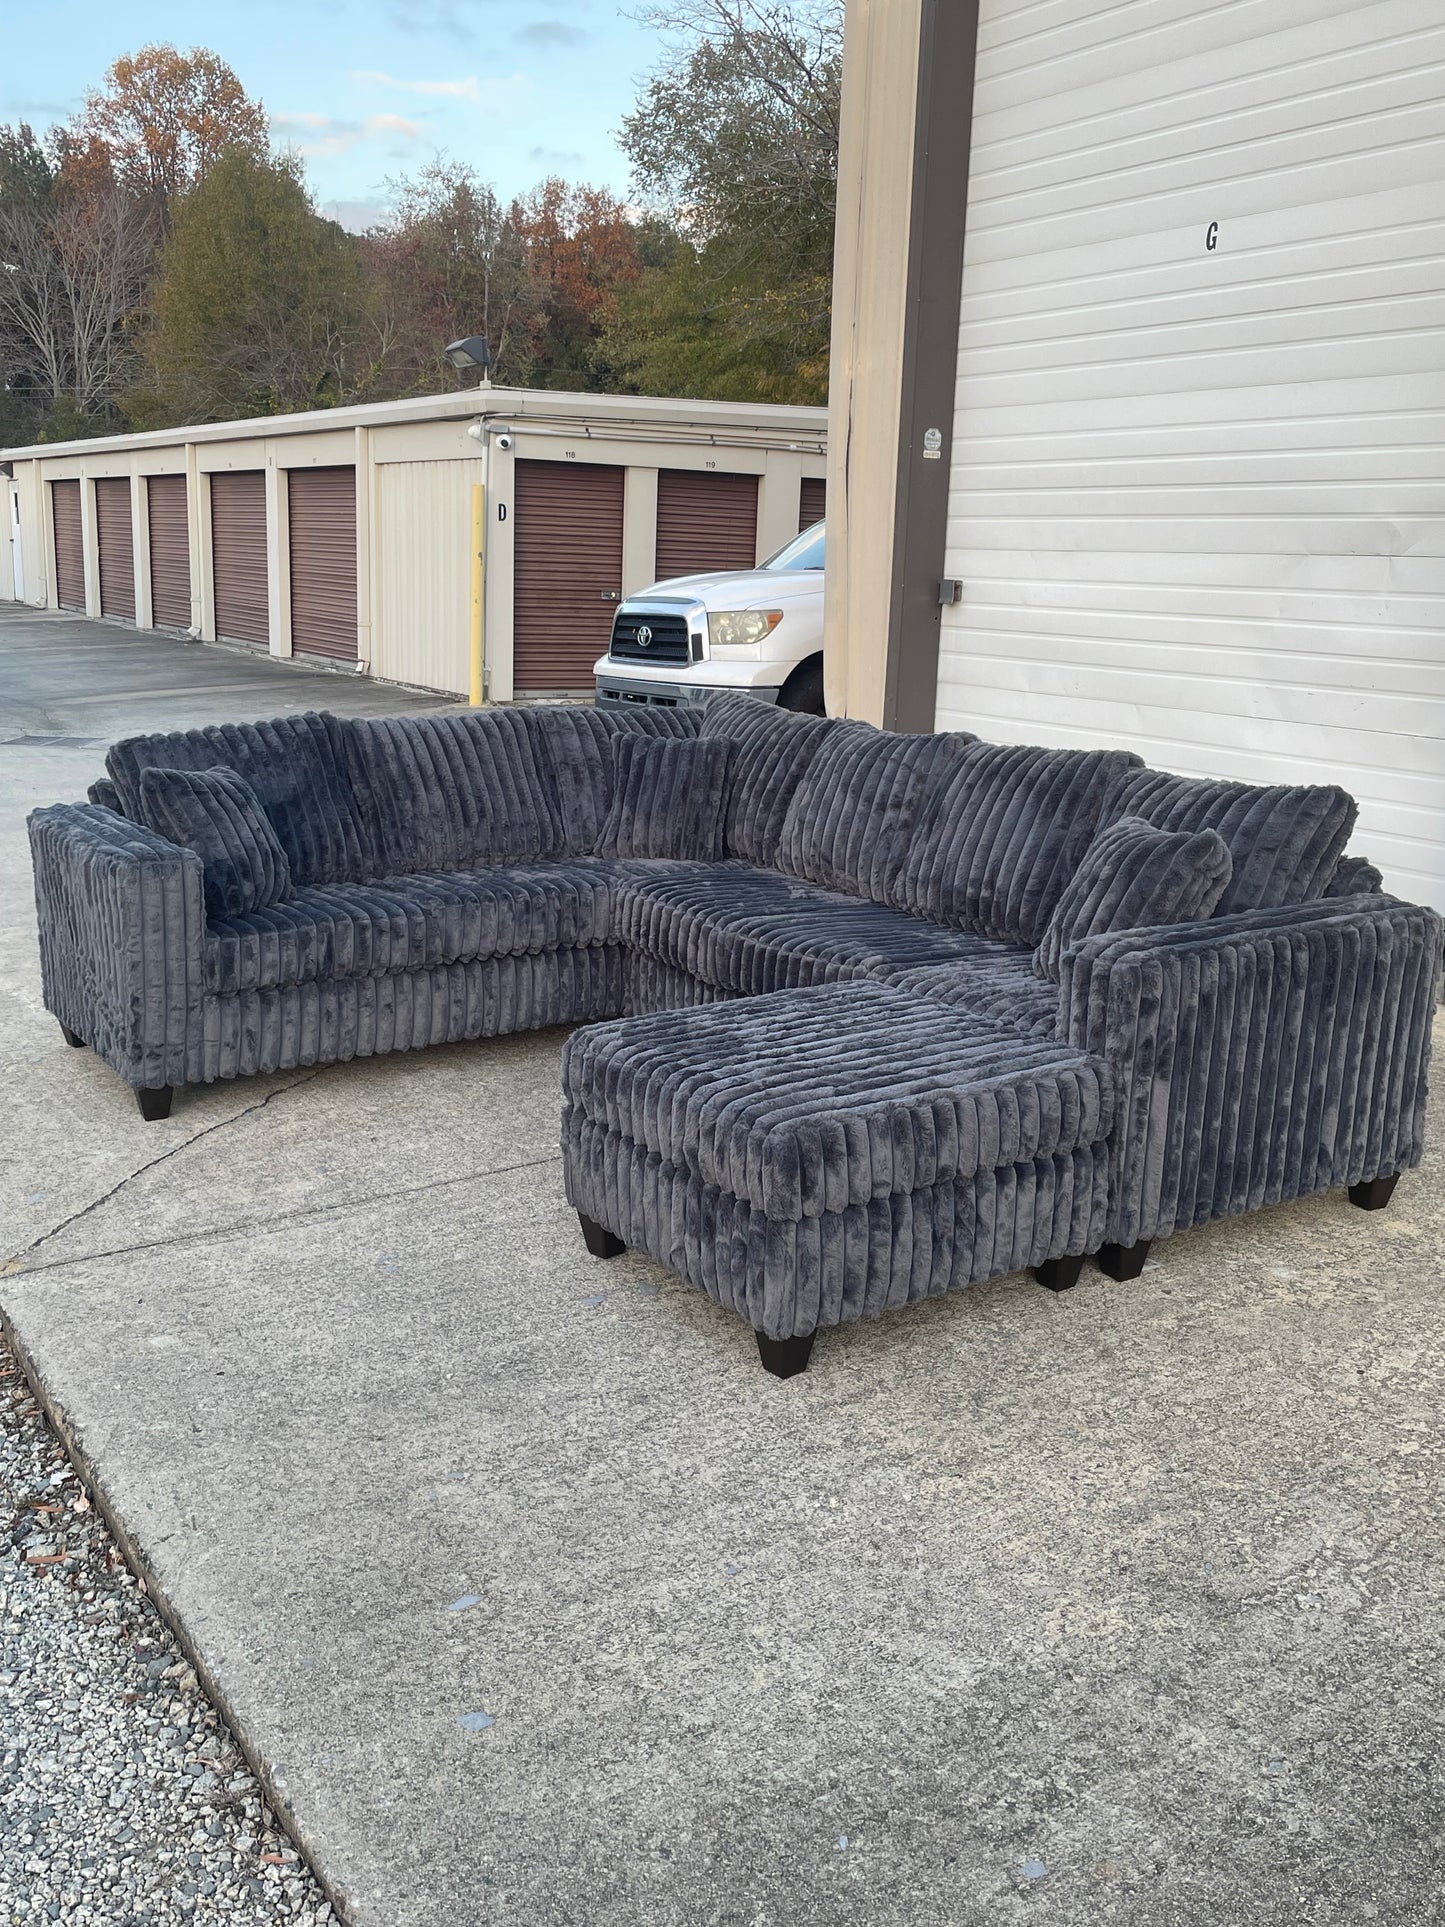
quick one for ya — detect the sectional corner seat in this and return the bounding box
[29,696,1441,1374]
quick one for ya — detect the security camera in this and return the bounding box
[494,431,514,451]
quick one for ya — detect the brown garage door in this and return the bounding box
[799,476,826,531]
[655,469,759,582]
[210,471,268,646]
[147,475,191,631]
[513,459,624,693]
[51,480,84,611]
[95,477,135,621]
[288,466,357,661]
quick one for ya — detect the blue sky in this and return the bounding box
[2,1,663,228]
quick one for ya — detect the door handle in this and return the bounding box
[599,590,621,603]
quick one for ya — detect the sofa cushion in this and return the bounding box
[617,861,1005,996]
[137,765,292,922]
[897,741,1143,944]
[1032,814,1233,983]
[595,735,734,862]
[344,710,561,876]
[203,860,619,996]
[887,952,1061,1041]
[774,723,962,902]
[697,694,837,867]
[1099,767,1357,916]
[107,711,374,886]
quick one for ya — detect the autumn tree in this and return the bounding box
[129,151,364,426]
[75,45,268,218]
[606,0,841,402]
[0,125,155,439]
[509,179,642,388]
[362,160,536,393]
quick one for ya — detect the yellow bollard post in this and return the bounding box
[469,482,485,707]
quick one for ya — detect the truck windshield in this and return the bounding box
[763,522,825,571]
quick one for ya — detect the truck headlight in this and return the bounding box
[707,610,784,650]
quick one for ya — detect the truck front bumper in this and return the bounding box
[594,668,782,712]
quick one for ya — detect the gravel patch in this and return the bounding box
[1,1334,336,1925]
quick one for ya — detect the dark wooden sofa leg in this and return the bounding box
[578,1212,625,1259]
[1032,1253,1087,1293]
[136,1086,173,1122]
[756,1331,815,1379]
[60,1023,85,1048]
[1348,1174,1399,1211]
[1098,1239,1151,1281]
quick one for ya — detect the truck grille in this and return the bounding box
[609,611,691,666]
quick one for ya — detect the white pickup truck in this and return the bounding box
[594,521,825,715]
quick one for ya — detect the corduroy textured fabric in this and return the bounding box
[887,953,1062,1040]
[774,723,963,902]
[344,710,561,875]
[86,776,122,813]
[696,693,838,867]
[136,765,293,922]
[594,735,734,861]
[897,741,1145,943]
[1327,856,1385,897]
[106,712,373,886]
[562,985,1114,1337]
[1032,814,1232,982]
[1099,767,1357,916]
[1061,895,1443,1247]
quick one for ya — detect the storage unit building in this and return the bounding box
[0,388,826,705]
[827,0,1445,912]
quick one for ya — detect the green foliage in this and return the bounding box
[128,150,365,426]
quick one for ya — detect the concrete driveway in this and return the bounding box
[3,604,1443,1926]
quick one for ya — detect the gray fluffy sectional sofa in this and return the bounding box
[30,694,1440,1374]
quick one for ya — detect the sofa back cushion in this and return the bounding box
[774,723,960,902]
[528,704,702,855]
[1032,815,1233,982]
[137,765,293,921]
[595,734,734,861]
[106,712,374,886]
[697,694,837,867]
[344,709,561,876]
[898,741,1144,944]
[1099,767,1358,916]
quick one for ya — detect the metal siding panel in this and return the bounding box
[374,459,480,697]
[655,469,759,581]
[51,481,84,610]
[799,476,827,531]
[95,477,135,621]
[288,465,358,661]
[513,459,624,692]
[941,0,1445,913]
[146,475,191,631]
[210,471,269,646]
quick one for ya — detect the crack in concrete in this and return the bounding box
[6,1151,564,1282]
[3,1070,327,1273]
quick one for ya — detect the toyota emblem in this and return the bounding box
[636,624,653,649]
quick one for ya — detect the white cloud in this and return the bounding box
[272,111,423,158]
[349,69,535,116]
[351,69,483,99]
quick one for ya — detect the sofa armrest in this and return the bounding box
[28,803,207,1090]
[1060,895,1443,1247]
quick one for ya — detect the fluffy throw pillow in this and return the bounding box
[1033,814,1233,981]
[137,765,293,920]
[594,734,734,862]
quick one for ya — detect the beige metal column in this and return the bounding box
[756,453,805,563]
[484,437,515,702]
[265,456,291,657]
[79,472,100,618]
[187,445,207,637]
[354,426,375,674]
[621,466,659,595]
[132,464,153,630]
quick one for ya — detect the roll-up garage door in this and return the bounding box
[513,459,624,693]
[95,477,135,621]
[654,469,758,581]
[147,475,191,631]
[51,481,84,611]
[210,471,268,646]
[799,476,826,531]
[288,466,357,661]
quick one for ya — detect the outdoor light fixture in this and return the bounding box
[445,335,492,384]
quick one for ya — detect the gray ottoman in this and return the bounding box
[561,982,1117,1375]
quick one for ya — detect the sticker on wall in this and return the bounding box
[922,427,943,461]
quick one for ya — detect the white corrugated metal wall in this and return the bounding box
[373,458,483,696]
[940,0,1445,910]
